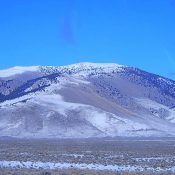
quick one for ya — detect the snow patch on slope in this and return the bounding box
[33,94,87,116]
[135,98,175,123]
[0,66,39,78]
[0,75,89,107]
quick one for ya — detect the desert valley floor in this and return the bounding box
[0,137,175,174]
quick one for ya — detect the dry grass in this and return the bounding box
[0,169,174,175]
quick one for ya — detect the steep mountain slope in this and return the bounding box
[0,62,175,138]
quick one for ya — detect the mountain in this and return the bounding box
[0,62,175,138]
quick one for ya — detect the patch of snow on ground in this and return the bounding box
[0,160,175,172]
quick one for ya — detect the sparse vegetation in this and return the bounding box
[0,169,174,175]
[0,138,175,174]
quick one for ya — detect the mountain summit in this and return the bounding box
[0,62,175,138]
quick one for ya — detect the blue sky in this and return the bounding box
[0,0,175,79]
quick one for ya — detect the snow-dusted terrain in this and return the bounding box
[0,66,39,78]
[0,160,175,173]
[1,138,175,173]
[0,62,175,138]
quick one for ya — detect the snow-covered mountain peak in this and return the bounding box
[61,62,123,69]
[40,62,125,77]
[0,62,125,78]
